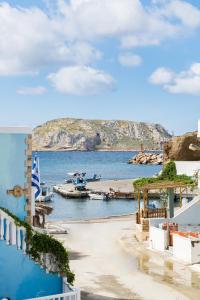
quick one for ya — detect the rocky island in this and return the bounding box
[128,152,163,165]
[33,118,171,151]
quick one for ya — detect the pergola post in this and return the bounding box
[138,191,141,221]
[138,191,141,213]
[167,188,174,218]
[180,187,182,207]
[143,189,148,218]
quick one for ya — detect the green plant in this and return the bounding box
[0,207,74,284]
[133,161,196,189]
[160,160,177,180]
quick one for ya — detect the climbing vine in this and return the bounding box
[0,207,75,285]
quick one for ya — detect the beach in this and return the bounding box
[48,215,200,300]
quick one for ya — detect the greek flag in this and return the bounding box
[32,156,41,199]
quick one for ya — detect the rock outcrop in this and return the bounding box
[164,131,200,162]
[33,118,171,151]
[128,152,163,165]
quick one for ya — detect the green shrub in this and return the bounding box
[160,160,177,180]
[133,161,195,189]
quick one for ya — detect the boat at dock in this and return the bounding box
[65,172,101,184]
[53,185,88,198]
[36,182,54,202]
[89,193,108,200]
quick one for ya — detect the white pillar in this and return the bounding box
[10,222,17,245]
[17,228,21,250]
[22,230,26,253]
[6,219,10,245]
[62,277,68,292]
[0,217,4,240]
[77,287,81,300]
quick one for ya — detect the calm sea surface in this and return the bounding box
[34,151,162,221]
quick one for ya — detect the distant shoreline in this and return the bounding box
[32,149,163,153]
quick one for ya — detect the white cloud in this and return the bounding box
[0,3,101,75]
[0,0,200,78]
[16,86,47,95]
[57,0,180,47]
[149,63,200,95]
[118,53,142,67]
[48,66,115,96]
[0,0,200,83]
[149,67,174,85]
[163,0,200,29]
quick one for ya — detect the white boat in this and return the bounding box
[89,193,106,200]
[36,184,54,202]
[37,191,54,203]
[65,172,101,183]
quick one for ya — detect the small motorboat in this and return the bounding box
[36,182,54,203]
[65,172,101,184]
[86,174,101,182]
[89,193,107,200]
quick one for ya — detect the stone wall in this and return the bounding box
[164,132,200,162]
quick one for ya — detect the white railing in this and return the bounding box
[26,288,81,300]
[0,208,26,251]
[0,208,81,299]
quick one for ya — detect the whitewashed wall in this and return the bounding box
[175,161,200,176]
[173,195,200,225]
[149,218,169,228]
[149,226,168,251]
[173,234,200,264]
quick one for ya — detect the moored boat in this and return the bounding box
[89,193,107,200]
[53,185,88,198]
[65,172,101,184]
[35,182,54,203]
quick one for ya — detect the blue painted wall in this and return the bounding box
[0,241,63,299]
[0,133,27,220]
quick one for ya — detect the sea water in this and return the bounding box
[35,151,162,220]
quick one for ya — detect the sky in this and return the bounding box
[1,0,200,134]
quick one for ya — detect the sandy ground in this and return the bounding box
[48,215,200,300]
[57,179,134,193]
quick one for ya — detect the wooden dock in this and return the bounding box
[53,179,198,200]
[53,179,162,199]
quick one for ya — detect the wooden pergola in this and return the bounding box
[134,181,193,224]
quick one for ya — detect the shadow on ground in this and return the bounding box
[81,291,139,300]
[68,251,88,260]
[80,275,142,300]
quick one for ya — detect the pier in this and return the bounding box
[53,179,198,200]
[54,179,163,199]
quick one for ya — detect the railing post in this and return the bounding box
[22,229,26,253]
[0,217,4,240]
[10,221,17,245]
[76,287,81,300]
[17,228,21,249]
[6,219,10,244]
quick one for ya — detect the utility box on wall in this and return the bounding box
[0,127,32,223]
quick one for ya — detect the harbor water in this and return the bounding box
[35,151,162,221]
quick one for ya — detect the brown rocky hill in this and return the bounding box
[164,131,200,161]
[33,118,171,151]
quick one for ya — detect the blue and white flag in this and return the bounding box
[32,156,41,200]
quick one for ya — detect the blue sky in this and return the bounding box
[1,0,200,134]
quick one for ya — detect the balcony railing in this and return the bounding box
[26,288,81,300]
[0,208,26,251]
[136,208,167,224]
[0,208,81,299]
